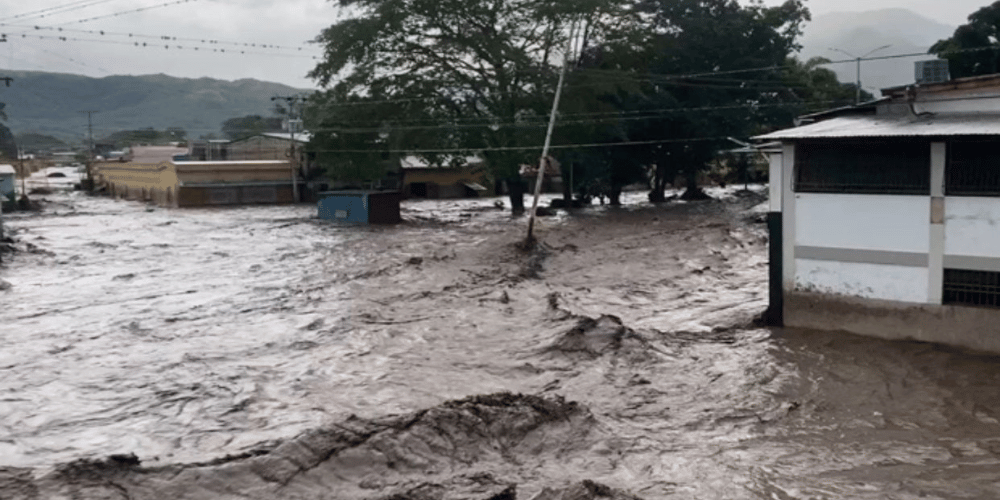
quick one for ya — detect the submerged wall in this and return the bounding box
[785,291,1000,354]
[775,140,1000,354]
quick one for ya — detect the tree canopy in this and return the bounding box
[220,115,284,141]
[931,1,1000,78]
[306,0,837,209]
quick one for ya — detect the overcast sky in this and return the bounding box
[0,0,990,89]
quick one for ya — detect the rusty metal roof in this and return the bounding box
[755,113,1000,140]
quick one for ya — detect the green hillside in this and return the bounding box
[0,71,308,145]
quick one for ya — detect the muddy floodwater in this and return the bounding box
[2,190,1000,499]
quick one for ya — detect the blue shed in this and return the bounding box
[318,190,401,224]
[0,165,15,203]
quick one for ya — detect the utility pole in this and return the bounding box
[272,95,307,203]
[79,110,98,191]
[526,19,578,245]
[79,110,98,155]
[829,45,892,105]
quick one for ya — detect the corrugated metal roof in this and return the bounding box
[755,113,1000,140]
[262,132,312,143]
[0,164,15,175]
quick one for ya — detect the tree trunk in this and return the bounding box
[609,184,623,206]
[648,163,668,203]
[508,177,525,214]
[562,162,573,206]
[681,165,710,200]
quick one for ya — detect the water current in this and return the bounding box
[1,190,999,499]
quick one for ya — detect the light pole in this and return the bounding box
[829,45,892,105]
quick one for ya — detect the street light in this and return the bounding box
[829,44,892,105]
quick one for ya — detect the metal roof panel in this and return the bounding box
[755,113,1000,140]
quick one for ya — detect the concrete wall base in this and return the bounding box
[786,291,1000,354]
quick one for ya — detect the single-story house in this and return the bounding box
[400,155,490,199]
[756,69,1000,353]
[226,132,312,162]
[519,156,563,193]
[93,146,297,207]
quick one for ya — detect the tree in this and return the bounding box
[753,56,874,133]
[628,0,809,200]
[99,128,183,149]
[307,0,630,212]
[16,133,67,154]
[220,115,283,141]
[930,2,1000,78]
[548,0,811,203]
[0,103,14,161]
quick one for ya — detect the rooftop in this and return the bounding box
[755,113,1000,140]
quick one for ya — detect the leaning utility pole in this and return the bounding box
[272,95,307,203]
[526,20,578,245]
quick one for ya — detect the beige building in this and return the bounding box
[400,156,490,198]
[94,146,296,207]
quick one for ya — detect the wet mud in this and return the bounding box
[3,189,1000,498]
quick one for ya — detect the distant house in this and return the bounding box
[756,69,1000,354]
[400,155,490,199]
[227,132,312,161]
[519,156,562,194]
[93,145,297,207]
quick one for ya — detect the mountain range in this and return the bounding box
[798,8,957,94]
[0,8,964,145]
[1,71,305,145]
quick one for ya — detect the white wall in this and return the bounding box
[796,259,930,303]
[795,194,930,253]
[945,197,1000,259]
[793,193,931,305]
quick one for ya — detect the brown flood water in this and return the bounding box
[1,189,999,499]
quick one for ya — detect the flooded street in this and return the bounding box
[2,190,1000,499]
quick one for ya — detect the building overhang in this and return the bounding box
[754,113,1000,141]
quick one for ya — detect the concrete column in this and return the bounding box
[781,143,796,292]
[768,152,782,212]
[767,150,785,325]
[928,141,946,305]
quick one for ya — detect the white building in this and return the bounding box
[757,72,1000,353]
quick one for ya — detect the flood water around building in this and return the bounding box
[1,190,999,499]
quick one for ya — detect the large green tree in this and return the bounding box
[930,2,1000,78]
[536,0,811,203]
[307,0,630,212]
[624,0,809,200]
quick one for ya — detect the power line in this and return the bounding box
[1,23,316,52]
[308,136,727,155]
[11,32,320,58]
[0,0,117,23]
[52,0,201,26]
[307,99,844,134]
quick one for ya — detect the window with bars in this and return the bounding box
[795,140,930,195]
[943,269,1000,308]
[947,140,1000,196]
